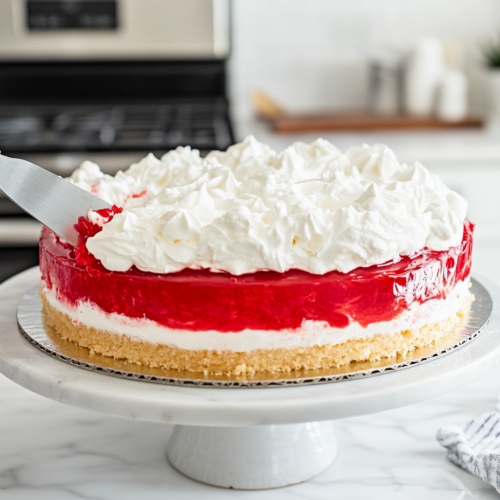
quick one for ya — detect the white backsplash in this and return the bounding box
[229,0,500,119]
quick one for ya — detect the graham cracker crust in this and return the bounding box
[40,289,472,375]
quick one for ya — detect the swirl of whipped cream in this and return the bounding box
[69,136,467,275]
[69,147,204,209]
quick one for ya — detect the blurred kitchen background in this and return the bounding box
[2,0,500,282]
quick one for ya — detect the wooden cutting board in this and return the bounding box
[271,113,483,133]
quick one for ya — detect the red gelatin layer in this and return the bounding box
[39,222,473,333]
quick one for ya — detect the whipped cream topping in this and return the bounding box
[69,136,467,275]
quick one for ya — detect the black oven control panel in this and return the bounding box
[26,1,118,31]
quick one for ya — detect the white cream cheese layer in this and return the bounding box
[69,137,467,276]
[43,279,470,353]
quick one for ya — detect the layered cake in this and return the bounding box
[39,137,473,374]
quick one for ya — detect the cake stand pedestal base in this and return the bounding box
[167,421,337,490]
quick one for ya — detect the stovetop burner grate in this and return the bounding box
[0,100,232,154]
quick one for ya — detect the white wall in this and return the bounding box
[229,0,500,119]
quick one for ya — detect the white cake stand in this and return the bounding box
[1,268,500,490]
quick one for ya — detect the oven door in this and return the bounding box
[0,245,40,283]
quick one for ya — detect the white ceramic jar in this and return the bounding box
[436,68,468,122]
[404,37,445,116]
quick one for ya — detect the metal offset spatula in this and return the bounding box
[0,154,111,246]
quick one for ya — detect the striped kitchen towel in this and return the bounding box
[437,409,500,492]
